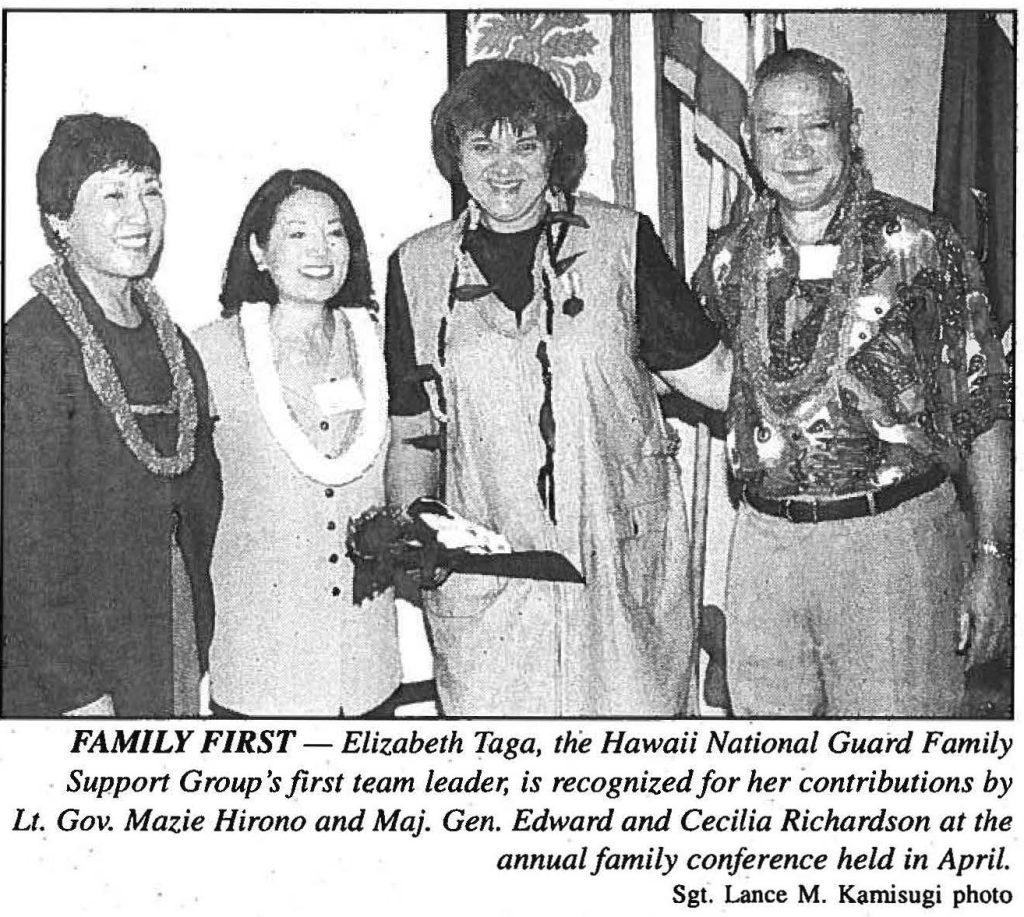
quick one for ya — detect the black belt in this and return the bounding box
[742,467,947,524]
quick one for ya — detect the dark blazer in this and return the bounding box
[2,272,222,716]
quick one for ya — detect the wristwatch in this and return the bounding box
[974,539,1013,563]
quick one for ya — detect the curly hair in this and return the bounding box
[219,169,374,317]
[36,113,161,251]
[431,58,587,194]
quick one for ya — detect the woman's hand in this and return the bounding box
[64,694,115,717]
[392,558,452,606]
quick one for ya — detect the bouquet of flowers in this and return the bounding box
[345,498,511,605]
[345,498,583,605]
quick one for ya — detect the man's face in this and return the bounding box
[63,165,165,280]
[749,72,853,215]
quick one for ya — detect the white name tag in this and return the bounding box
[314,377,364,415]
[798,244,841,280]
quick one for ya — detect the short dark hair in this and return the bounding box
[750,48,856,122]
[431,58,587,194]
[219,169,374,317]
[36,113,161,250]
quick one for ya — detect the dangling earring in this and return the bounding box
[467,197,482,231]
[545,186,565,215]
[47,215,70,258]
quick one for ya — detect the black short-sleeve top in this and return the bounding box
[385,212,719,415]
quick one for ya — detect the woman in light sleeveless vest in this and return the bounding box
[193,170,400,716]
[384,59,732,715]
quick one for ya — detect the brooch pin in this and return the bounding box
[562,270,584,317]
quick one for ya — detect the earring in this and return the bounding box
[546,186,566,214]
[49,226,71,259]
[467,198,481,231]
[47,215,69,244]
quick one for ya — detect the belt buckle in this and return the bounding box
[784,498,818,523]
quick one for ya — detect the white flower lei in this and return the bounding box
[239,301,387,485]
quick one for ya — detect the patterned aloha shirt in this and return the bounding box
[694,165,1011,500]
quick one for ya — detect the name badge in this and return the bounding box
[314,377,364,415]
[798,244,841,280]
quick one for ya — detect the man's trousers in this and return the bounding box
[726,482,967,717]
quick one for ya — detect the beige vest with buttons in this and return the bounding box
[193,317,400,715]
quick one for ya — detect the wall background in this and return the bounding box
[787,12,946,210]
[4,11,451,330]
[4,11,967,327]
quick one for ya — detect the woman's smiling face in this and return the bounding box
[63,165,165,280]
[459,120,551,233]
[253,188,350,306]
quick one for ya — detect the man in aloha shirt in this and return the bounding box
[694,48,1012,717]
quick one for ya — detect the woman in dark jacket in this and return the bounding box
[2,113,222,716]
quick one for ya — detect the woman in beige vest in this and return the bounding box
[384,60,731,716]
[193,169,400,716]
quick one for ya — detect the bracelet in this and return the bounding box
[974,539,1013,562]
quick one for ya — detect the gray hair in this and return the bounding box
[749,48,855,123]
